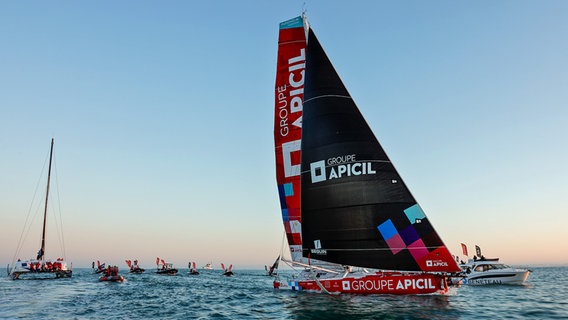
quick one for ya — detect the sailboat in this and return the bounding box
[265,256,279,277]
[8,139,72,280]
[272,16,460,294]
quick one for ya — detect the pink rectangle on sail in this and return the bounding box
[386,234,406,254]
[408,239,429,261]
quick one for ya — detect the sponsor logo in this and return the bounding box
[282,140,301,178]
[469,279,503,285]
[310,154,376,183]
[346,278,436,292]
[311,240,327,255]
[276,49,305,137]
[426,260,449,268]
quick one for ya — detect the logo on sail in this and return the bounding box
[426,260,448,267]
[311,239,327,255]
[310,154,376,183]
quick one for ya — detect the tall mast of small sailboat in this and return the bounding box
[39,138,54,261]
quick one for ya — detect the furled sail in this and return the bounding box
[274,16,307,263]
[300,28,460,273]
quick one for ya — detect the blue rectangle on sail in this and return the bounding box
[283,183,294,196]
[281,209,289,222]
[377,219,398,240]
[404,204,426,224]
[400,225,420,246]
[280,16,303,29]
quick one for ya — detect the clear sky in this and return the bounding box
[1,1,566,270]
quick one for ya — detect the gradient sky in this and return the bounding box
[1,1,566,270]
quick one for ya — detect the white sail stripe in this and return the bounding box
[304,94,351,104]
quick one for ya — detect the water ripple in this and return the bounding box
[0,267,566,319]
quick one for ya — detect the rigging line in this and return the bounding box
[10,150,50,267]
[279,230,286,261]
[304,94,351,104]
[53,156,67,260]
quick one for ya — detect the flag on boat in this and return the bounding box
[461,243,468,256]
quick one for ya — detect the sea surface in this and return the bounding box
[1,266,566,319]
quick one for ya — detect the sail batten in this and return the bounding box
[304,95,351,103]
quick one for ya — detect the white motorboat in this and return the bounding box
[460,258,531,285]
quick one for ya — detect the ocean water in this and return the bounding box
[0,267,566,319]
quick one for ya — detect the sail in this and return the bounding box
[274,16,307,263]
[300,27,460,273]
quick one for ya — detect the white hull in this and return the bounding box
[457,259,530,285]
[464,269,530,285]
[9,259,72,280]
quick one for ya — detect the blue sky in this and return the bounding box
[1,1,566,269]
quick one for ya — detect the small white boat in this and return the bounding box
[460,258,531,285]
[203,262,213,270]
[455,244,531,285]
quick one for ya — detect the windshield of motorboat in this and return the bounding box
[474,263,509,272]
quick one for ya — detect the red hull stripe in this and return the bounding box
[274,273,449,295]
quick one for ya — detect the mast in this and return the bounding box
[39,138,54,261]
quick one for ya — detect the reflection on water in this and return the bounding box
[279,290,458,320]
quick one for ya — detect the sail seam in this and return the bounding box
[304,95,351,104]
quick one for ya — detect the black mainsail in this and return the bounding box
[300,28,459,272]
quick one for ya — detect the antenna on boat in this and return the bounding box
[301,7,310,37]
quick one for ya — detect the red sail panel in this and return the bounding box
[274,16,306,263]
